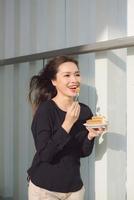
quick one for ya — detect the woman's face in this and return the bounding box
[52,62,81,99]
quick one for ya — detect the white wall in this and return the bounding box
[127,1,134,199]
[0,0,131,200]
[95,1,127,200]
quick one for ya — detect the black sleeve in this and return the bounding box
[79,137,95,157]
[33,104,71,163]
[74,128,95,157]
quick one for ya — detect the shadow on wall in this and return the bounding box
[80,84,126,200]
[95,131,126,161]
[79,84,98,115]
[83,84,126,160]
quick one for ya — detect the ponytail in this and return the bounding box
[29,73,56,111]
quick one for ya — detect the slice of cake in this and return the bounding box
[86,115,106,125]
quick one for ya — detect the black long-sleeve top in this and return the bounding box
[27,99,94,193]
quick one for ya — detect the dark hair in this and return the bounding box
[29,56,78,108]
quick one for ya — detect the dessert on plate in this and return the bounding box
[86,115,106,125]
[85,115,108,129]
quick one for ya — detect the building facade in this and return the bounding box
[0,0,134,199]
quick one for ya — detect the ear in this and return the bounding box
[51,79,56,87]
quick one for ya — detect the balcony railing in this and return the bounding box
[0,36,134,66]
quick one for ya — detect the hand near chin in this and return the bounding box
[64,101,80,125]
[62,102,80,133]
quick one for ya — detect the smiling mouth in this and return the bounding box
[69,84,80,89]
[68,86,80,93]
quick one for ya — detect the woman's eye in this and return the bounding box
[76,73,80,76]
[64,74,70,77]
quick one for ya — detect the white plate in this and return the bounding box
[84,122,108,129]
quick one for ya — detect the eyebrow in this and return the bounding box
[61,70,80,74]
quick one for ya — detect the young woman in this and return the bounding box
[27,56,103,200]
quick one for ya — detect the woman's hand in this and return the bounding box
[86,127,105,140]
[62,102,80,133]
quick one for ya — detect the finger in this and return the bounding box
[69,102,78,112]
[72,101,79,109]
[98,127,106,134]
[88,128,100,137]
[72,102,80,115]
[88,128,96,133]
[74,105,80,118]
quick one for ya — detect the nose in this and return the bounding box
[70,75,78,82]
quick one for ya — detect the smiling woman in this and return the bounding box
[27,56,105,200]
[29,56,79,111]
[51,61,81,109]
